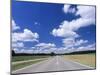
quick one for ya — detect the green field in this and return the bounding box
[63,53,96,67]
[12,59,45,71]
[12,55,49,71]
[12,55,49,62]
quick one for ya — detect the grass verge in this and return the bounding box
[12,56,48,62]
[63,53,96,67]
[12,59,45,71]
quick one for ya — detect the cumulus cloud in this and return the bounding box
[12,42,24,48]
[52,13,95,38]
[61,5,95,30]
[63,4,76,14]
[63,4,95,21]
[12,19,20,31]
[35,43,55,47]
[15,49,34,54]
[76,5,95,19]
[35,43,55,49]
[12,29,39,42]
[52,21,79,38]
[75,5,95,27]
[77,43,96,51]
[75,39,88,46]
[62,38,75,48]
[62,38,88,48]
[30,43,56,53]
[63,4,70,13]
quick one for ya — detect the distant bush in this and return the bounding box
[12,50,15,56]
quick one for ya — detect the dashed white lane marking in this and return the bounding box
[56,56,59,65]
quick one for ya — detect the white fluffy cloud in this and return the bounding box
[52,10,95,38]
[75,39,88,46]
[61,5,95,30]
[63,4,95,21]
[12,29,39,42]
[35,43,55,47]
[62,38,75,48]
[75,5,95,28]
[63,4,70,13]
[63,4,76,14]
[31,43,56,53]
[12,19,20,31]
[52,21,79,38]
[76,5,95,19]
[14,49,34,54]
[77,43,95,51]
[12,42,24,48]
[62,38,88,48]
[35,43,55,49]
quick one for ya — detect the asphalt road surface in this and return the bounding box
[12,56,94,74]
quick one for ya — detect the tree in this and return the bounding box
[12,50,15,56]
[50,52,55,56]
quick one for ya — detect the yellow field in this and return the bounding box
[63,53,96,67]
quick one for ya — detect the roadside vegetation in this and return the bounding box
[12,55,50,71]
[12,50,52,71]
[12,59,45,71]
[63,53,96,67]
[12,56,49,62]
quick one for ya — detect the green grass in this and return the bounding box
[12,56,48,62]
[12,59,45,71]
[63,53,96,67]
[12,55,49,71]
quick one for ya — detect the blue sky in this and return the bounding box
[12,0,96,54]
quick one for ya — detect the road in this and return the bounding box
[12,56,94,74]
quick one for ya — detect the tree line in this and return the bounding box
[12,50,56,56]
[12,50,96,56]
